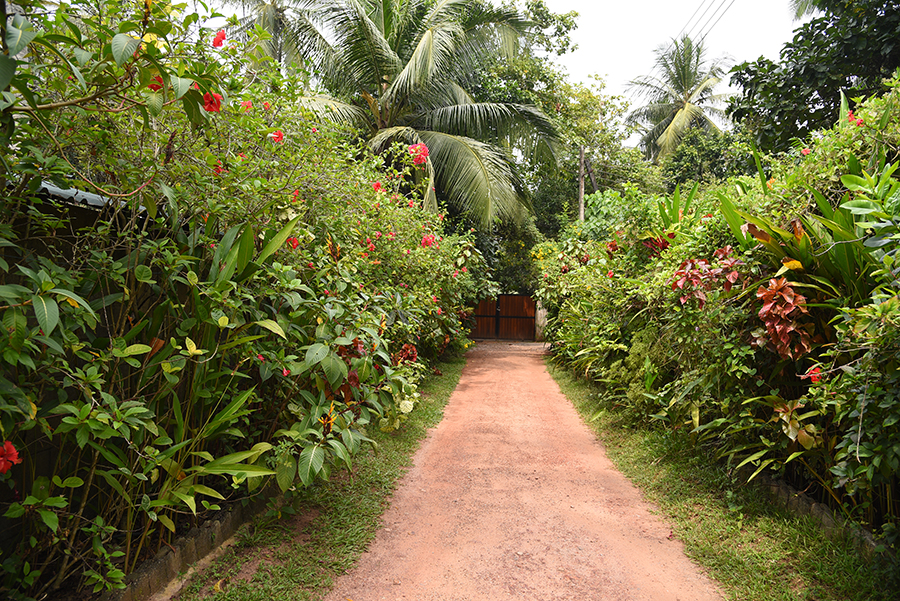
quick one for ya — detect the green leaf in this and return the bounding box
[49,288,98,319]
[297,445,325,486]
[0,55,18,91]
[37,509,58,533]
[276,452,297,492]
[31,295,59,336]
[144,91,164,116]
[134,265,155,283]
[191,484,225,500]
[171,76,194,100]
[321,354,348,388]
[6,16,38,56]
[157,513,176,532]
[257,215,303,264]
[124,344,151,356]
[306,343,328,366]
[254,319,286,339]
[111,33,141,66]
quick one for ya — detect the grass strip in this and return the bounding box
[546,359,899,601]
[177,353,467,601]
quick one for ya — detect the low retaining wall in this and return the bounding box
[102,488,276,601]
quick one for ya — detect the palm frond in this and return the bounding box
[417,130,526,227]
[296,95,373,129]
[420,102,557,163]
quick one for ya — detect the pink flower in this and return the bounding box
[453,270,458,277]
[388,232,395,239]
[282,368,291,377]
[257,354,265,362]
[801,148,811,156]
[408,200,414,208]
[0,441,22,474]
[292,189,300,201]
[857,118,864,127]
[421,234,435,247]
[263,101,271,110]
[213,30,226,48]
[432,295,438,302]
[373,181,383,192]
[461,267,467,273]
[203,92,223,112]
[607,270,614,278]
[148,75,164,91]
[241,100,253,111]
[848,110,855,123]
[437,307,442,315]
[307,262,313,268]
[271,130,284,143]
[375,231,382,238]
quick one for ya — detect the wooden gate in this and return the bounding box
[472,295,536,340]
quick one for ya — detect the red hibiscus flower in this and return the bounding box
[801,148,811,156]
[286,236,299,249]
[213,30,226,47]
[408,142,429,165]
[0,441,21,474]
[240,100,253,111]
[372,181,383,192]
[263,101,271,110]
[148,75,164,91]
[203,92,223,112]
[271,130,284,143]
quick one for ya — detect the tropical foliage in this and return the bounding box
[282,0,559,227]
[0,1,492,597]
[534,80,900,564]
[729,0,900,152]
[627,35,730,162]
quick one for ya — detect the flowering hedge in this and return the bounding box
[535,83,900,551]
[0,1,491,597]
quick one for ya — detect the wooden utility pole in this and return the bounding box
[578,145,585,221]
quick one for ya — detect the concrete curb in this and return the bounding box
[752,471,885,557]
[102,487,278,601]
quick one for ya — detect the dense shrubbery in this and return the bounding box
[0,1,490,597]
[536,78,900,551]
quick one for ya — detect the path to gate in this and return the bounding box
[324,342,722,601]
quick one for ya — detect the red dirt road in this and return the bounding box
[324,342,722,601]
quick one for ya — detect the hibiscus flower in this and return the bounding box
[0,441,22,474]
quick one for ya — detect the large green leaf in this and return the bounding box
[257,215,303,264]
[31,295,59,336]
[111,33,141,66]
[0,56,17,92]
[297,445,325,486]
[276,452,297,492]
[6,16,38,57]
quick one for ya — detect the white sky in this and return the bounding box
[541,0,807,102]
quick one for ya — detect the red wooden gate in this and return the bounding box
[472,295,536,340]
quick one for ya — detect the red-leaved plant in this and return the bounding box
[753,277,815,360]
[670,246,744,308]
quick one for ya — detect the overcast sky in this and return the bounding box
[540,0,808,101]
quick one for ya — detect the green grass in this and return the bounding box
[546,359,899,601]
[177,354,467,601]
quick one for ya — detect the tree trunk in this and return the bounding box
[578,146,585,221]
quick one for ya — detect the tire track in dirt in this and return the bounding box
[324,342,722,601]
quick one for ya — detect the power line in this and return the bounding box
[696,0,740,44]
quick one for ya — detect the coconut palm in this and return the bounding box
[279,0,558,227]
[626,35,729,163]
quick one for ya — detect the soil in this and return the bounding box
[323,341,723,601]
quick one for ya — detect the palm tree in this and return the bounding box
[626,35,729,163]
[279,0,558,227]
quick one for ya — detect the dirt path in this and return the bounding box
[324,342,722,601]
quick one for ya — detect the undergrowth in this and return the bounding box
[175,354,467,601]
